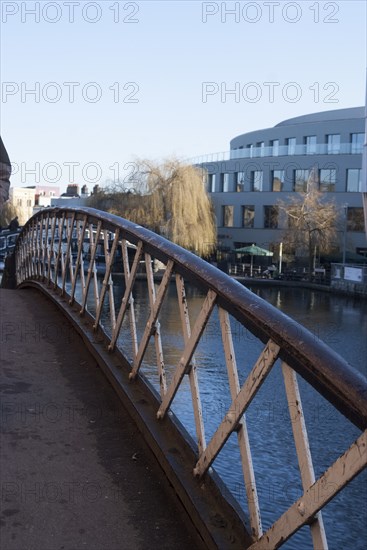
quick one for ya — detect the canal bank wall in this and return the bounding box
[2,258,366,298]
[230,275,367,298]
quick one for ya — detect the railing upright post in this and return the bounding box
[219,307,262,540]
[108,240,143,353]
[80,221,102,315]
[61,213,76,296]
[93,229,120,330]
[70,216,88,305]
[47,214,57,285]
[53,213,66,289]
[281,362,328,549]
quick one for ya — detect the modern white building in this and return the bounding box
[195,107,366,261]
[362,74,367,237]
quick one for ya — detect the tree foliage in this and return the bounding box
[277,176,341,275]
[0,201,19,228]
[87,158,216,257]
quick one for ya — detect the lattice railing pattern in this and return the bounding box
[15,207,367,548]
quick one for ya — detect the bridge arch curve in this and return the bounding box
[13,207,367,549]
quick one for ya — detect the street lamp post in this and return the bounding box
[342,204,348,265]
[279,242,283,274]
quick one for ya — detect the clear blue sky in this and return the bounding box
[1,0,366,191]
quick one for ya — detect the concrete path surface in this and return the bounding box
[0,288,206,550]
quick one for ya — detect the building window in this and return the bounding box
[222,205,234,227]
[236,172,245,192]
[327,134,340,154]
[17,199,22,206]
[270,139,279,156]
[346,169,361,192]
[351,133,364,154]
[242,205,255,228]
[251,171,263,191]
[256,141,265,157]
[305,135,317,154]
[221,173,230,192]
[236,146,245,158]
[347,207,365,232]
[26,199,32,206]
[208,174,216,192]
[319,169,336,192]
[264,206,279,229]
[294,170,310,192]
[286,137,296,155]
[272,170,285,191]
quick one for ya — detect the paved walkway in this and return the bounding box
[0,288,206,550]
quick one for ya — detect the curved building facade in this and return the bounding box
[197,107,366,259]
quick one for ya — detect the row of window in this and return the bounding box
[16,198,33,207]
[222,205,365,232]
[209,169,362,193]
[232,133,364,158]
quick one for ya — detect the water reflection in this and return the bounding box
[249,285,367,376]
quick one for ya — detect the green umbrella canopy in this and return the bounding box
[234,244,273,256]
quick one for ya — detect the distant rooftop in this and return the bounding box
[275,107,364,127]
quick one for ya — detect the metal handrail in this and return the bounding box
[14,206,367,549]
[186,141,364,166]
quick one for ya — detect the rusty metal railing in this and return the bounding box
[14,207,367,549]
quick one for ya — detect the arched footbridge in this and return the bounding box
[6,207,367,549]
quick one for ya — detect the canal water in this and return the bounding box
[98,279,366,549]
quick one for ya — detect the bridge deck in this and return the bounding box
[0,288,206,550]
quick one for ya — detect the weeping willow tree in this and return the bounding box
[88,158,216,257]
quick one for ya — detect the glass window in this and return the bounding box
[17,198,22,206]
[222,205,234,227]
[251,171,263,191]
[242,205,255,228]
[347,207,365,232]
[319,169,336,192]
[347,169,361,192]
[264,206,279,228]
[294,170,310,192]
[256,142,265,157]
[270,139,279,156]
[272,170,285,191]
[221,173,230,192]
[327,134,340,154]
[286,137,296,155]
[208,174,216,192]
[236,172,245,192]
[246,144,253,158]
[305,135,317,154]
[351,133,364,154]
